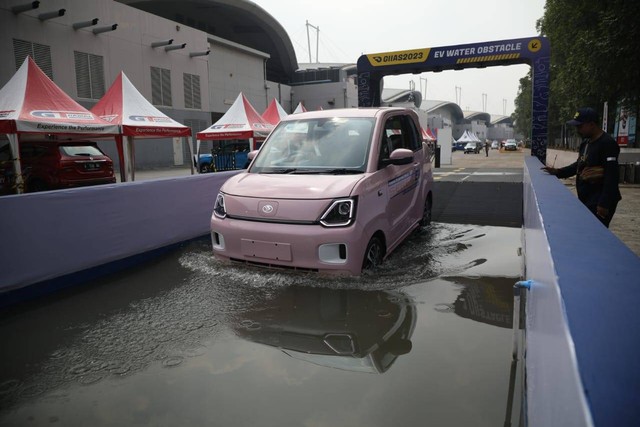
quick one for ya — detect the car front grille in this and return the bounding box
[229,257,319,273]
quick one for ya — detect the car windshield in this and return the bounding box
[60,145,103,157]
[250,117,374,174]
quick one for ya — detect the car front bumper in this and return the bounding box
[211,215,369,275]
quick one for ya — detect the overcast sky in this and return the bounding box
[254,0,546,116]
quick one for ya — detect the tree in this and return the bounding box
[512,71,532,139]
[516,0,640,141]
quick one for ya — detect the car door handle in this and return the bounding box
[378,190,383,196]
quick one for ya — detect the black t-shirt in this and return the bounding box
[556,132,621,209]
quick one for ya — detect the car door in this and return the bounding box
[376,113,423,247]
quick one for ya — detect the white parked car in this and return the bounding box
[463,142,480,154]
[504,140,518,151]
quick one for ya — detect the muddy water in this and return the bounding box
[0,223,523,427]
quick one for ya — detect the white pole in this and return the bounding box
[306,20,312,63]
[185,136,195,175]
[8,134,24,194]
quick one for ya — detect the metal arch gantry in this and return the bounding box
[356,36,550,163]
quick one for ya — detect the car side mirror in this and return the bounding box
[247,150,259,161]
[386,148,413,165]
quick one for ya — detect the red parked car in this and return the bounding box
[0,140,115,194]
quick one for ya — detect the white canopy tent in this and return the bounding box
[455,131,475,143]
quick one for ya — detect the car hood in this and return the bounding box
[222,172,365,199]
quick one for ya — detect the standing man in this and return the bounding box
[484,141,489,157]
[542,107,621,227]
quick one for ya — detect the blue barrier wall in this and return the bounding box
[0,171,238,295]
[523,156,640,427]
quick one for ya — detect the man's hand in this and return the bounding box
[596,205,609,219]
[541,166,558,175]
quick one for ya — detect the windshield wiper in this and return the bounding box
[325,168,363,175]
[270,168,299,174]
[270,168,325,174]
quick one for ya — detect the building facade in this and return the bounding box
[1,0,516,169]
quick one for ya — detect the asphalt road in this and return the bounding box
[443,148,639,257]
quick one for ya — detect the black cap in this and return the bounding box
[567,107,598,125]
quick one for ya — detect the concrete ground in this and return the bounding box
[127,146,639,257]
[442,147,640,257]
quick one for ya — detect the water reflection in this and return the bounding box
[0,223,522,426]
[232,286,416,374]
[436,277,515,328]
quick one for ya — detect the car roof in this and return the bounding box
[281,107,411,121]
[20,140,97,145]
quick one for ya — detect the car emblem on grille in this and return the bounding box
[258,201,278,216]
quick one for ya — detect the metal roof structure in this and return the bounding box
[420,100,465,122]
[463,111,491,124]
[117,0,298,83]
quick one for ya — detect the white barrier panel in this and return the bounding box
[0,171,239,294]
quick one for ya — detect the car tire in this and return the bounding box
[199,164,211,173]
[362,235,384,273]
[419,195,432,227]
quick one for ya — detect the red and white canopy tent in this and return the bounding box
[91,72,192,182]
[0,57,119,193]
[261,98,288,125]
[421,127,437,142]
[292,102,307,114]
[196,92,273,153]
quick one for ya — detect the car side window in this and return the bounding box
[384,116,420,150]
[379,115,417,169]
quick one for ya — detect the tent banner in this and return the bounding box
[197,130,254,140]
[124,125,191,137]
[16,120,119,134]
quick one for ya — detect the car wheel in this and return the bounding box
[362,236,384,273]
[419,195,432,227]
[199,163,211,173]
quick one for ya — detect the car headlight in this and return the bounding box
[320,198,356,227]
[213,193,226,219]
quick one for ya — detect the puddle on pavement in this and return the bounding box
[0,223,524,427]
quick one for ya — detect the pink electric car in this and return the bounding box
[210,107,434,275]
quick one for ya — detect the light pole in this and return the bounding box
[420,77,428,100]
[306,20,319,63]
